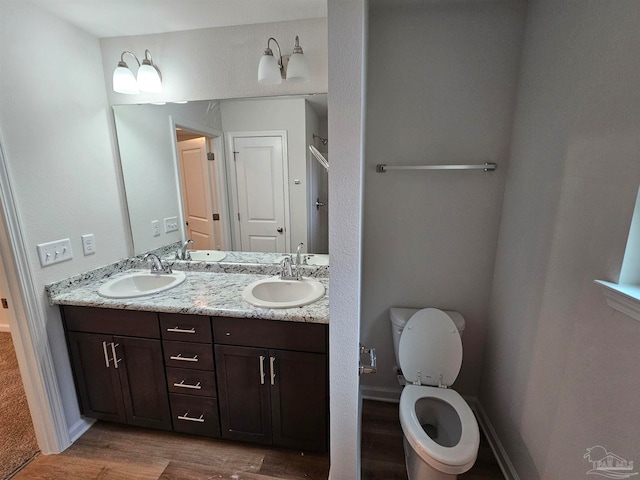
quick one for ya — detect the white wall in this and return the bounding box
[327,0,367,478]
[114,101,222,253]
[480,1,640,478]
[361,1,526,399]
[0,1,129,435]
[99,18,328,106]
[221,97,309,249]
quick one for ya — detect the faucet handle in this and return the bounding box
[280,255,294,279]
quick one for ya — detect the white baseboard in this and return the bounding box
[0,323,10,332]
[360,384,402,403]
[68,417,95,444]
[475,400,520,480]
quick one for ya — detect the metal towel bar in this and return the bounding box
[376,162,496,173]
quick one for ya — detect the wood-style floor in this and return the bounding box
[12,400,504,480]
[361,400,505,480]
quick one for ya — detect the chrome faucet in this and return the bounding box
[144,253,172,274]
[280,255,303,281]
[280,243,305,281]
[176,239,194,260]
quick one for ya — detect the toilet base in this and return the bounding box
[404,437,457,480]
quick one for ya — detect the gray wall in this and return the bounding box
[362,1,526,399]
[480,1,640,478]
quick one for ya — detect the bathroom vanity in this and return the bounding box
[49,254,329,452]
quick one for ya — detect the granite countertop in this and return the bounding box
[49,269,329,324]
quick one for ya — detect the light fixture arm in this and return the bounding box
[265,37,285,79]
[119,51,140,68]
[141,49,162,81]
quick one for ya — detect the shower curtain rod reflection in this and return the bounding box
[309,145,329,172]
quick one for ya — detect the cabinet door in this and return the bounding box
[114,336,172,431]
[215,345,272,444]
[270,349,328,451]
[67,332,126,423]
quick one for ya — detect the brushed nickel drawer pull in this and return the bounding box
[174,380,202,390]
[166,326,196,334]
[177,412,205,423]
[170,353,199,362]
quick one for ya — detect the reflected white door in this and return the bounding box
[178,137,217,250]
[233,136,287,253]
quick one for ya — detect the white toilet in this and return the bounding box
[390,307,480,480]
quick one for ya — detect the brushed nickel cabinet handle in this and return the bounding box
[259,355,266,385]
[170,354,199,362]
[102,341,110,368]
[270,356,276,385]
[173,380,202,390]
[177,412,205,423]
[166,327,196,334]
[110,343,122,369]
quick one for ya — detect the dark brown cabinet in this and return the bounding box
[214,317,328,452]
[64,310,172,431]
[159,313,220,438]
[62,305,328,451]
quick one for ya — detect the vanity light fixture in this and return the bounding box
[258,36,310,85]
[113,50,163,94]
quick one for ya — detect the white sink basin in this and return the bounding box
[242,277,325,309]
[305,254,329,266]
[188,250,226,262]
[98,271,186,299]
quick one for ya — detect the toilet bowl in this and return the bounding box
[391,307,480,479]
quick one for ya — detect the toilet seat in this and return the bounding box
[399,308,463,387]
[400,385,479,475]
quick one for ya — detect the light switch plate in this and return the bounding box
[164,216,179,233]
[37,238,73,267]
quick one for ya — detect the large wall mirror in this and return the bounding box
[113,94,328,261]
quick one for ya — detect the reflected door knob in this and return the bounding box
[277,227,284,233]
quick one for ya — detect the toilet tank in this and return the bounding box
[389,307,466,369]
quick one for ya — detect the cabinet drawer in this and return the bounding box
[170,393,220,437]
[166,367,216,397]
[160,314,212,344]
[213,317,327,353]
[163,341,214,371]
[62,306,159,338]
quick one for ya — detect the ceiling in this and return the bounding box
[29,0,327,38]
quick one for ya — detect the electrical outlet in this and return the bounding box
[37,238,73,267]
[164,216,179,233]
[81,234,95,255]
[152,220,160,237]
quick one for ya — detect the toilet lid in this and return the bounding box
[399,308,463,387]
